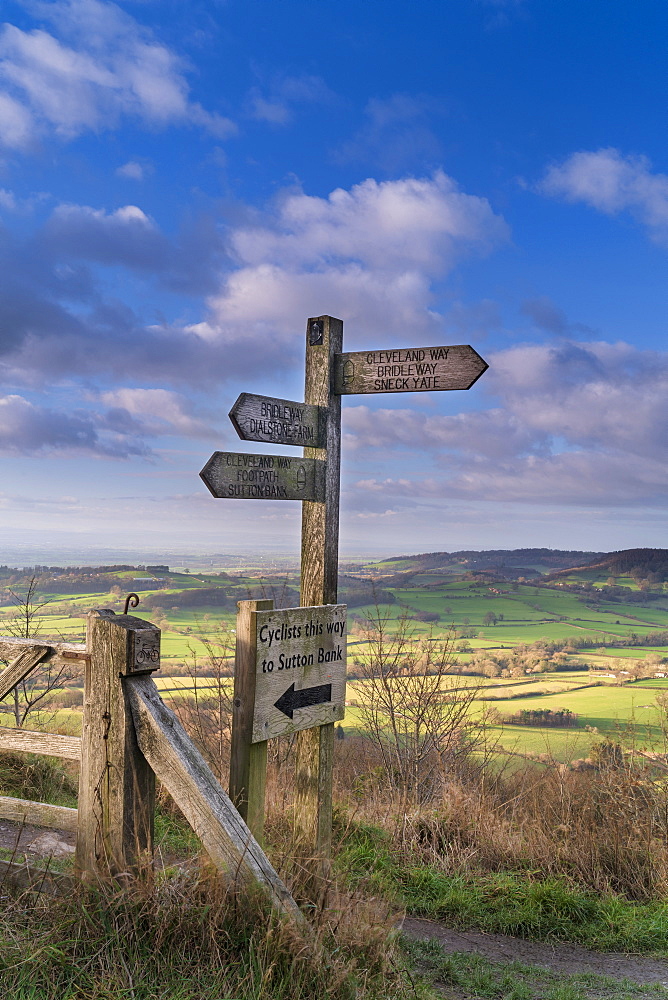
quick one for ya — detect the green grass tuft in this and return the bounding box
[336,823,668,953]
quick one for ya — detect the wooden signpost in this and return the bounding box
[333,343,488,395]
[229,393,324,447]
[201,315,488,864]
[229,600,346,844]
[253,604,346,742]
[200,451,325,502]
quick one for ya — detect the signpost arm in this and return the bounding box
[296,314,343,860]
[229,599,273,844]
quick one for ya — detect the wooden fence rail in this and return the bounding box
[0,609,302,923]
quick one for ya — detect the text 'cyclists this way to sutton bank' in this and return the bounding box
[251,605,347,742]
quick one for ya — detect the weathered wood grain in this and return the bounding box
[0,858,76,896]
[252,604,346,742]
[333,344,488,395]
[297,315,344,862]
[200,452,326,501]
[0,794,78,832]
[229,599,272,843]
[0,645,51,701]
[0,726,81,760]
[76,610,156,878]
[229,393,324,447]
[126,673,303,922]
[0,638,88,676]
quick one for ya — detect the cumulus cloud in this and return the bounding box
[0,0,235,148]
[0,172,506,398]
[0,384,219,458]
[538,148,668,243]
[116,160,145,180]
[0,393,150,457]
[41,202,170,270]
[344,340,668,506]
[99,388,215,438]
[196,171,508,350]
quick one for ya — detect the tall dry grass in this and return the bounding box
[331,733,668,901]
[0,864,407,999]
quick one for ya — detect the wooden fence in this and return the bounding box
[0,609,301,921]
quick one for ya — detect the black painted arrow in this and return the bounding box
[274,682,332,719]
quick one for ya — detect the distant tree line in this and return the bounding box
[491,707,578,728]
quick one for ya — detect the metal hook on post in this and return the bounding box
[123,593,139,615]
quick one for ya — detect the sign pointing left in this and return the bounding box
[274,681,333,719]
[200,451,325,501]
[229,392,323,447]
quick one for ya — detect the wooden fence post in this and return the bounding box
[76,609,160,878]
[295,314,343,862]
[229,598,273,843]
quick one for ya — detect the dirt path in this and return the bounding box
[401,916,668,985]
[0,820,75,857]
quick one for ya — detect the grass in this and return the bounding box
[336,823,668,953]
[403,938,668,1000]
[0,873,426,1000]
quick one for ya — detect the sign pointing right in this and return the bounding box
[333,343,488,395]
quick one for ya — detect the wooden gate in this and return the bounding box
[0,609,301,921]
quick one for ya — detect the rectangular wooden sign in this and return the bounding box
[229,393,323,447]
[252,604,346,742]
[333,344,488,395]
[200,452,325,501]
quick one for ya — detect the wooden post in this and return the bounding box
[229,598,273,843]
[295,314,343,860]
[76,609,160,878]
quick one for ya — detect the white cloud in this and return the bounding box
[0,188,17,211]
[197,171,508,348]
[41,201,169,269]
[538,148,668,242]
[0,0,235,148]
[0,393,149,457]
[99,388,215,438]
[335,94,443,171]
[116,160,145,180]
[344,340,668,506]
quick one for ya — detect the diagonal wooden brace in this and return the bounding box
[0,646,51,702]
[126,673,304,924]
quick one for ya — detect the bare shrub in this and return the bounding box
[337,742,668,900]
[351,606,490,805]
[0,576,79,727]
[168,625,235,783]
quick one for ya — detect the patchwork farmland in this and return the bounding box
[2,547,668,764]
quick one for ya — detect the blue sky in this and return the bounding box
[0,0,667,561]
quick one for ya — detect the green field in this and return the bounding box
[0,562,666,765]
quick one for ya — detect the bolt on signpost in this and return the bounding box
[199,315,488,863]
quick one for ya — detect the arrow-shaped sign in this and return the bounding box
[333,344,488,395]
[274,681,333,719]
[200,451,325,501]
[229,392,324,447]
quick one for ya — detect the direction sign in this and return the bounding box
[252,604,346,742]
[200,452,325,501]
[229,392,323,447]
[333,344,488,395]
